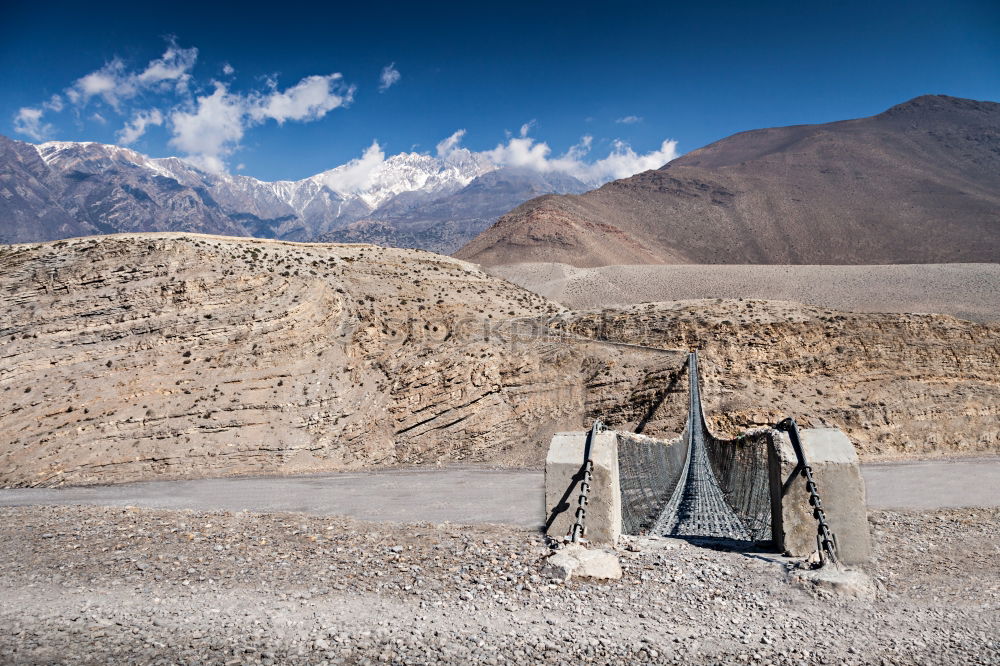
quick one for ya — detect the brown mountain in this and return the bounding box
[455,95,1000,267]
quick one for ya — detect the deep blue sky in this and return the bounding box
[2,0,997,181]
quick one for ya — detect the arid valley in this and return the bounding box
[1,227,998,664]
[2,232,997,489]
[1,6,999,663]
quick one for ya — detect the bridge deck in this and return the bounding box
[651,353,752,540]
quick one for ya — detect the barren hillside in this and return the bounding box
[1,235,997,487]
[487,262,1000,323]
[456,95,1000,267]
[0,234,674,486]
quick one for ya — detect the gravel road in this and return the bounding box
[862,457,1000,509]
[1,458,997,526]
[0,467,545,527]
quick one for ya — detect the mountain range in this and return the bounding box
[0,136,586,249]
[5,94,998,264]
[455,95,1000,266]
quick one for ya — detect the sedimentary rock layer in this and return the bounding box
[1,234,996,486]
[551,300,1000,459]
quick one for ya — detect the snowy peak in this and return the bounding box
[37,141,172,178]
[311,150,496,210]
[32,139,498,220]
[5,135,589,246]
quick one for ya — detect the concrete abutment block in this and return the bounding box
[769,428,872,565]
[544,431,621,545]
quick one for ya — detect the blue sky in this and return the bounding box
[2,0,998,181]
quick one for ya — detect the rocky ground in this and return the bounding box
[0,505,996,664]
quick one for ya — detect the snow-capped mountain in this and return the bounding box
[313,151,495,210]
[11,139,248,240]
[253,150,496,239]
[0,135,584,248]
[319,167,591,254]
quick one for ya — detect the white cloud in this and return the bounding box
[435,129,466,158]
[168,83,246,173]
[117,109,164,145]
[446,127,678,186]
[321,141,386,193]
[13,107,53,140]
[574,138,678,183]
[44,95,64,112]
[66,42,198,109]
[168,74,354,172]
[378,63,400,92]
[249,74,354,124]
[67,59,131,108]
[12,95,65,140]
[12,39,355,172]
[558,135,593,164]
[616,115,643,124]
[484,135,553,171]
[138,44,198,86]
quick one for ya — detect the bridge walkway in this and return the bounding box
[651,352,753,540]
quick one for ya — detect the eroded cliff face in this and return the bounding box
[1,235,996,487]
[0,234,683,486]
[552,301,1000,459]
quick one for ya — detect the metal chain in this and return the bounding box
[568,420,604,543]
[774,418,840,566]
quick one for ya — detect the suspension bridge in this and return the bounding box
[549,351,869,565]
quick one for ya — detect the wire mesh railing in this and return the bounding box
[617,431,689,534]
[617,351,774,543]
[703,430,773,541]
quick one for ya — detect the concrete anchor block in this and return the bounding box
[769,428,872,565]
[544,431,621,545]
